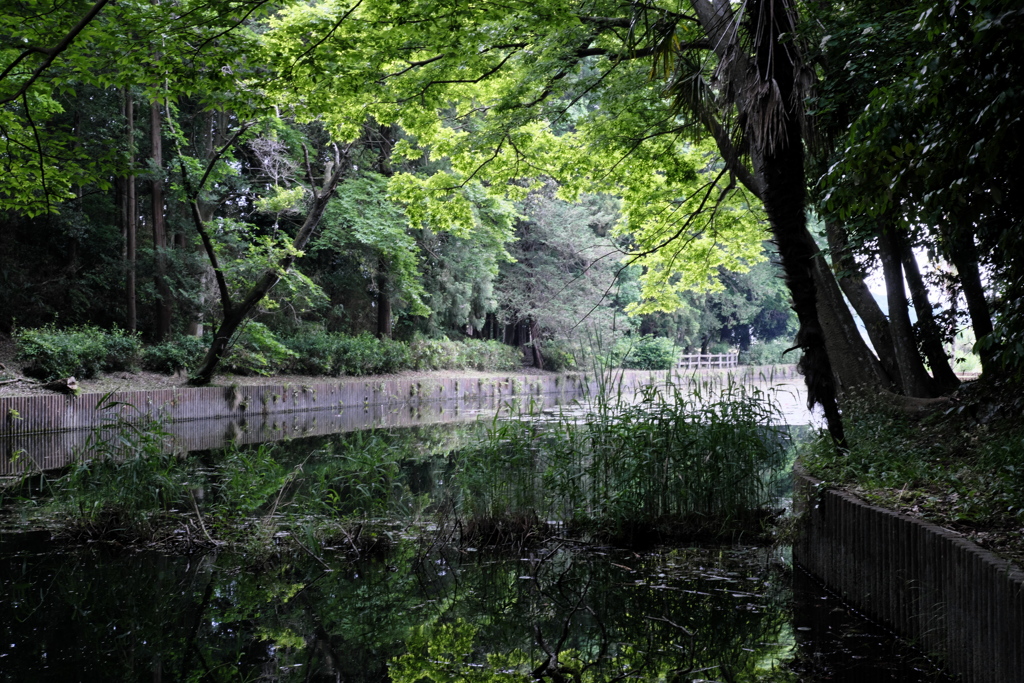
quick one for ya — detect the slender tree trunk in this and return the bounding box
[811,252,894,395]
[879,226,936,397]
[151,100,172,341]
[185,111,227,338]
[945,230,993,366]
[189,146,347,385]
[376,259,392,339]
[825,220,900,390]
[530,319,544,369]
[899,237,959,392]
[124,89,137,331]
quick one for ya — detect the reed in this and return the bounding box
[3,371,792,551]
[44,398,198,539]
[456,370,790,544]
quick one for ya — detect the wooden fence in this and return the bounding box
[794,471,1024,683]
[678,353,738,369]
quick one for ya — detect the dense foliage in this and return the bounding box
[16,325,142,380]
[1,0,1020,406]
[0,0,811,382]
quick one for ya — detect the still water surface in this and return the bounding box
[0,538,947,682]
[0,381,945,682]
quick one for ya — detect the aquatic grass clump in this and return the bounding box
[203,429,432,554]
[3,417,444,553]
[301,430,413,519]
[457,374,791,545]
[43,408,203,541]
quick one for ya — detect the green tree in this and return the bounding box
[807,0,1024,384]
[259,0,849,438]
[496,188,627,366]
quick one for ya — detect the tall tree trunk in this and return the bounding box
[151,100,172,341]
[748,0,844,443]
[899,236,959,392]
[879,226,936,397]
[825,220,901,390]
[124,88,137,331]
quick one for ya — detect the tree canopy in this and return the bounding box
[2,0,1020,434]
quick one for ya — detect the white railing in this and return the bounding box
[678,352,738,369]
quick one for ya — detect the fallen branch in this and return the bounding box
[0,376,41,386]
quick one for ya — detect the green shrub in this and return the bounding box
[280,332,522,376]
[142,335,209,374]
[613,335,680,370]
[739,338,794,366]
[222,322,298,375]
[17,324,141,380]
[282,330,341,375]
[541,339,578,372]
[410,336,520,372]
[284,332,411,376]
[467,339,521,371]
[409,337,456,370]
[335,332,383,375]
[374,336,413,374]
[100,328,142,372]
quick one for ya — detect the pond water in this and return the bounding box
[0,382,948,682]
[0,537,947,682]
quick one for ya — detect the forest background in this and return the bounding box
[0,0,1021,417]
[0,0,815,384]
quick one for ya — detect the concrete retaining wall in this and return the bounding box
[1,394,577,476]
[0,365,799,437]
[794,472,1024,683]
[0,374,588,436]
[0,366,801,476]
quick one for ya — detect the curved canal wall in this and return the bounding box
[794,471,1024,683]
[0,365,800,476]
[0,374,585,435]
[0,365,800,437]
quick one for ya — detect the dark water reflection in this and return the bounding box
[0,538,950,683]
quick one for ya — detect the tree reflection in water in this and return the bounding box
[0,535,951,683]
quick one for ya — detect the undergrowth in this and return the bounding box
[798,377,1024,554]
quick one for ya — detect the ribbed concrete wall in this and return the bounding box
[0,374,590,436]
[0,366,800,476]
[0,365,798,437]
[794,472,1024,683]
[0,393,588,476]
